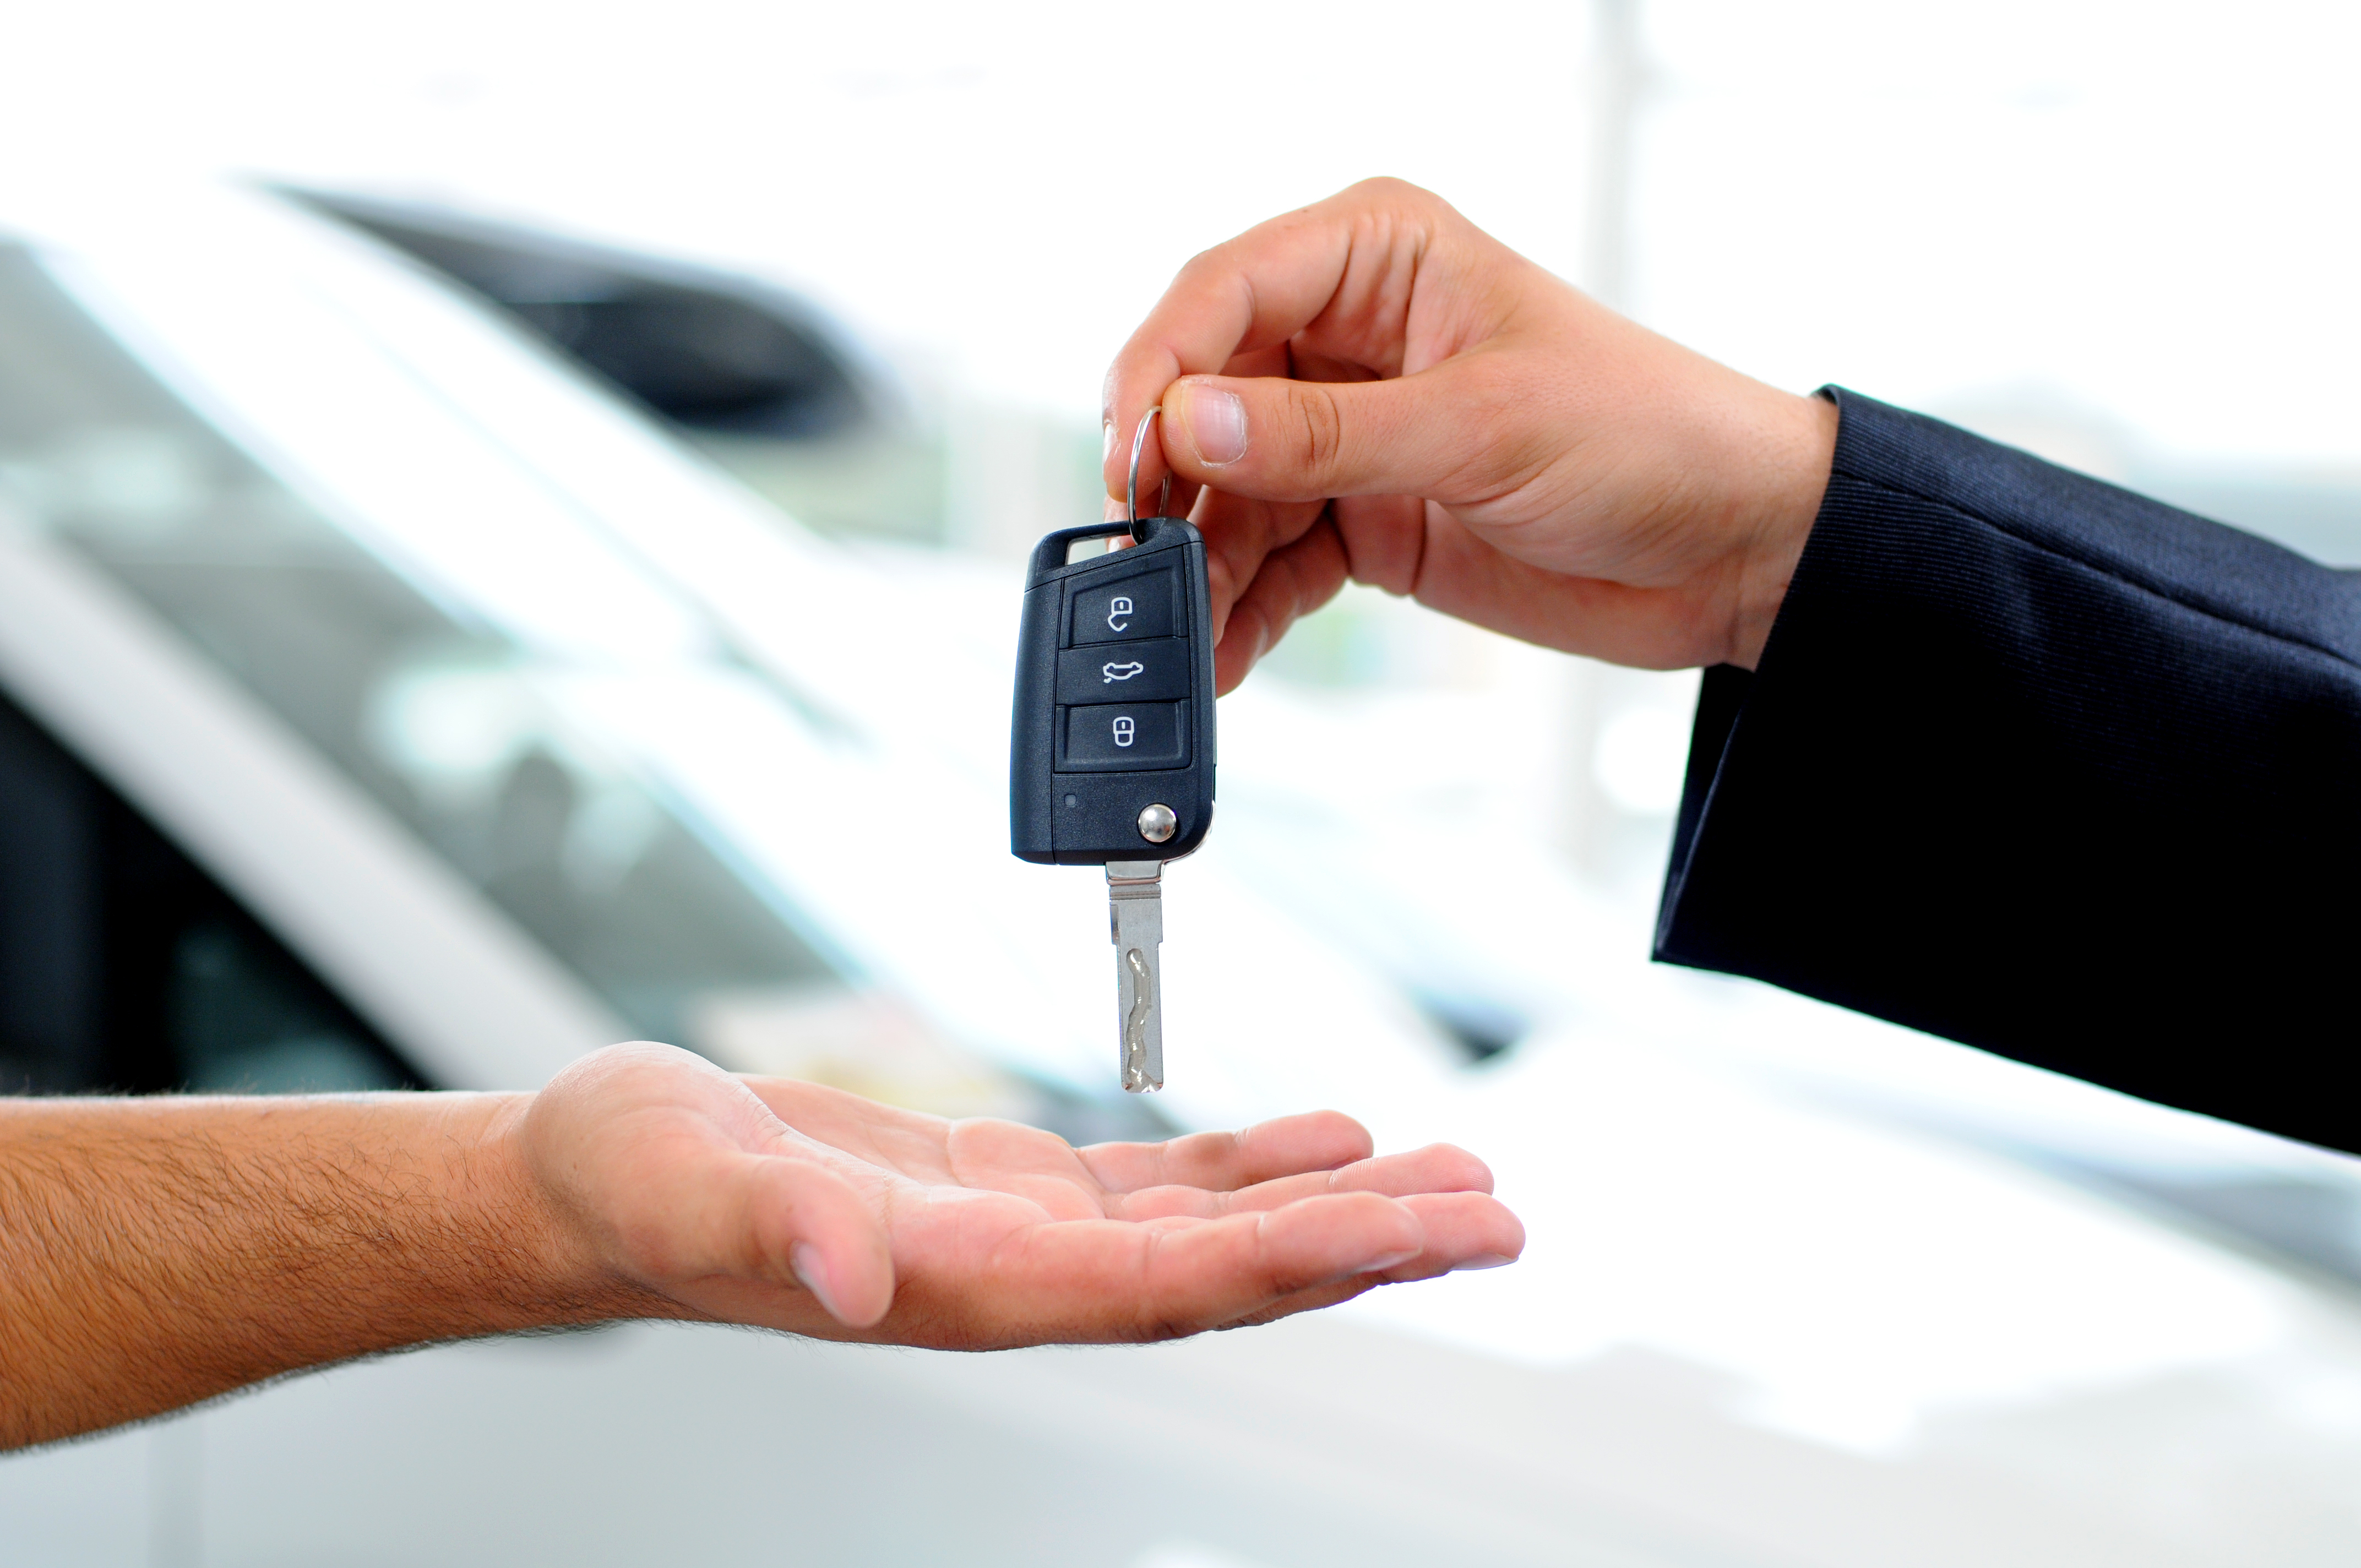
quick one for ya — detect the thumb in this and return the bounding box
[642,1145,896,1330]
[733,1152,896,1328]
[1161,364,1502,505]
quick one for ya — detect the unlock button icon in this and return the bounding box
[1073,576,1174,644]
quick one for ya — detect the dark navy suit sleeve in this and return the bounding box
[1654,389,2361,1155]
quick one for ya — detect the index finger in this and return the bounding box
[1100,178,1442,507]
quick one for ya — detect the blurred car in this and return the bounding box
[2,177,2358,1567]
[281,186,886,441]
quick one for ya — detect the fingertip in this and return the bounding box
[791,1237,894,1329]
[1322,1112,1378,1167]
[747,1155,894,1327]
[1400,1191,1525,1268]
[1499,1210,1527,1261]
[789,1240,849,1322]
[1452,1253,1518,1272]
[1423,1142,1497,1195]
[1167,375,1249,471]
[1211,620,1264,695]
[1266,1190,1426,1281]
[1250,1109,1373,1169]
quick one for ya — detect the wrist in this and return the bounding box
[460,1092,662,1327]
[1721,389,1837,669]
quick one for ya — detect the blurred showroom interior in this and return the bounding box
[1,1,2359,1565]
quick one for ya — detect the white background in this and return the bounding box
[7,0,2357,469]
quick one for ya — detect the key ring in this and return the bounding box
[1125,406,1172,537]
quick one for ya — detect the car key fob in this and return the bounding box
[1009,515,1216,867]
[1010,508,1216,1091]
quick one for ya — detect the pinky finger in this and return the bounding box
[1209,507,1350,694]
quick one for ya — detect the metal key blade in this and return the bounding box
[1106,859,1165,1092]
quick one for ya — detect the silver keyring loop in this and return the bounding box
[1125,406,1171,535]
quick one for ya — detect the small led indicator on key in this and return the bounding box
[1112,715,1136,747]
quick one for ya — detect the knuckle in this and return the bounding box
[1289,383,1346,484]
[1173,244,1228,288]
[1343,175,1439,224]
[1141,1311,1198,1344]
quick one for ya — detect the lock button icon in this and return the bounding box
[1058,703,1187,770]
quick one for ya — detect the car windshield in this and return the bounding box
[0,242,842,1051]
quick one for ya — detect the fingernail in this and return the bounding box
[1101,421,1114,462]
[1363,1246,1422,1273]
[1178,383,1247,466]
[1103,495,1125,522]
[1451,1253,1516,1272]
[791,1241,848,1322]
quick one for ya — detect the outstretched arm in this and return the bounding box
[0,1042,1520,1450]
[1102,179,2361,1153]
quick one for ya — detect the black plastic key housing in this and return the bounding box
[1010,516,1216,865]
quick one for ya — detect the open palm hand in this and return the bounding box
[521,1043,1521,1349]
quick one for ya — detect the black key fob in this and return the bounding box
[1010,516,1216,865]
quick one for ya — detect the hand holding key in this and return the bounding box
[1101,178,1841,692]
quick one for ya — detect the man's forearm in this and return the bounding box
[1,1043,1525,1449]
[0,1093,647,1449]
